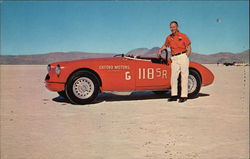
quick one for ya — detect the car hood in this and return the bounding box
[49,57,119,66]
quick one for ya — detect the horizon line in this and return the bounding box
[1,48,249,56]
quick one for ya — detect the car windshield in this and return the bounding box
[125,48,170,58]
[113,48,169,65]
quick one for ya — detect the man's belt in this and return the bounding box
[172,51,186,57]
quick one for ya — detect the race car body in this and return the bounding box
[45,54,214,104]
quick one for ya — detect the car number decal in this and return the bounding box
[138,68,167,80]
[125,68,167,80]
[125,72,131,80]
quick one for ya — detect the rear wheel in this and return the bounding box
[178,69,201,98]
[65,71,100,105]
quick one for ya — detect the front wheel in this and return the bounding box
[57,91,67,99]
[65,71,100,105]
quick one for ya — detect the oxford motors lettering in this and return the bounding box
[99,65,130,70]
[138,68,167,80]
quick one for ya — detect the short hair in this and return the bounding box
[170,21,178,26]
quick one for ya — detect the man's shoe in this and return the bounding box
[168,96,178,102]
[178,97,187,103]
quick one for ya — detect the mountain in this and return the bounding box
[0,52,116,65]
[127,47,249,64]
[127,48,149,56]
[0,49,249,64]
[190,51,249,64]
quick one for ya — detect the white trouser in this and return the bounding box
[170,53,189,97]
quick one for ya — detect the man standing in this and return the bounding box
[158,21,191,103]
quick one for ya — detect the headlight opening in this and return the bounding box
[47,64,51,73]
[55,64,61,76]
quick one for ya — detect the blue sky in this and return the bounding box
[1,1,249,55]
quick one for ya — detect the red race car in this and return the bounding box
[45,52,214,104]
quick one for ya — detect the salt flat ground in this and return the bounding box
[0,64,249,159]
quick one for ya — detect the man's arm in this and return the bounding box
[158,45,167,57]
[186,45,191,56]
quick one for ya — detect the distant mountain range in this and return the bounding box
[127,47,249,64]
[0,52,116,65]
[0,48,249,64]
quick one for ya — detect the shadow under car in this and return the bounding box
[52,91,210,105]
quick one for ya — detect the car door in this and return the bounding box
[97,57,136,91]
[134,58,171,90]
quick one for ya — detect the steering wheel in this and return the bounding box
[158,49,169,65]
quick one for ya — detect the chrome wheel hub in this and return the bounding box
[73,77,94,99]
[188,74,197,93]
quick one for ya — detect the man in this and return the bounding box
[158,21,191,103]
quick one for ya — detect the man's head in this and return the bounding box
[170,21,179,34]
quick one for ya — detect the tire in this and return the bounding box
[57,91,67,99]
[178,69,201,98]
[65,70,100,105]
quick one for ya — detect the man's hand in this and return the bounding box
[186,45,191,57]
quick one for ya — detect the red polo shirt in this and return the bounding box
[164,31,191,55]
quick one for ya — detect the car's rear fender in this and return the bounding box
[189,62,214,86]
[189,67,202,82]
